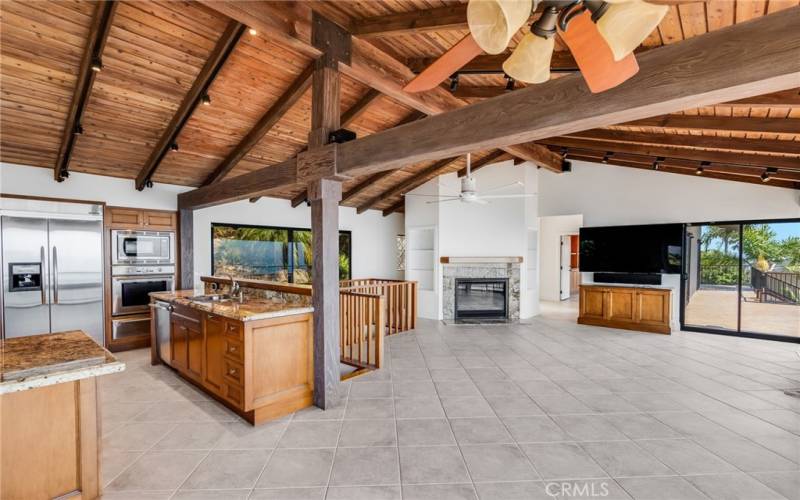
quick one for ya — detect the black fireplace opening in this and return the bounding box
[455,278,508,321]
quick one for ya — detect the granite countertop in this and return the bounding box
[1,330,125,395]
[150,291,314,322]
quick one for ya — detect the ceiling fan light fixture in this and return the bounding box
[502,31,554,84]
[596,0,668,61]
[467,0,535,54]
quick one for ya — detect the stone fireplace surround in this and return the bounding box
[442,257,521,322]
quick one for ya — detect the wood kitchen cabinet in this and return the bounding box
[578,285,671,334]
[170,304,202,381]
[105,206,176,230]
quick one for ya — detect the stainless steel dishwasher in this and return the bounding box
[152,300,173,364]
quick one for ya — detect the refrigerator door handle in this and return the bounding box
[40,245,46,305]
[52,246,59,304]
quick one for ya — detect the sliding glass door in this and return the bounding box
[683,219,800,341]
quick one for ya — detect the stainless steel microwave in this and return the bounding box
[111,230,174,265]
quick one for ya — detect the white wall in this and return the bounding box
[539,214,583,302]
[1,164,405,287]
[540,160,800,226]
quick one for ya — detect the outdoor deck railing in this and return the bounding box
[340,279,418,335]
[751,267,800,304]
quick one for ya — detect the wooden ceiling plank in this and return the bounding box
[382,199,405,217]
[134,19,245,190]
[723,88,800,107]
[566,128,800,155]
[623,115,800,134]
[340,89,382,126]
[341,170,396,204]
[350,4,468,37]
[356,156,461,214]
[54,0,118,181]
[202,61,314,186]
[538,137,800,170]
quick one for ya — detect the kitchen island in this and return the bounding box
[1,330,124,500]
[149,289,314,425]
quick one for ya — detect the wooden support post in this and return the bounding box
[309,178,342,409]
[179,208,194,290]
[307,13,349,409]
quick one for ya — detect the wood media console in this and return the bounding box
[578,284,671,334]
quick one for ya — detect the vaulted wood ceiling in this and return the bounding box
[1,0,798,215]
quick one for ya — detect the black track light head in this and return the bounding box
[90,56,103,72]
[170,143,179,152]
[449,73,459,92]
[201,94,211,106]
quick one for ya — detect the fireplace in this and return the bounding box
[455,278,508,321]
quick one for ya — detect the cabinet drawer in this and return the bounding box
[223,383,243,408]
[223,337,244,363]
[223,359,245,386]
[172,304,201,323]
[223,320,243,340]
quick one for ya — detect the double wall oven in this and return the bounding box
[110,230,175,341]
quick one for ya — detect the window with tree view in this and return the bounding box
[212,223,351,283]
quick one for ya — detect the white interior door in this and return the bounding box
[559,235,571,300]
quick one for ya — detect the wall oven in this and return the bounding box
[111,265,175,316]
[112,230,174,265]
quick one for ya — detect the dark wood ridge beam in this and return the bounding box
[565,129,800,155]
[331,9,800,180]
[562,150,800,189]
[178,5,800,210]
[456,151,511,177]
[538,137,800,170]
[288,88,385,207]
[622,115,800,134]
[203,61,315,186]
[350,4,469,37]
[54,1,117,182]
[135,20,245,190]
[357,156,461,214]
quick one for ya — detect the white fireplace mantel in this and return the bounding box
[440,256,523,264]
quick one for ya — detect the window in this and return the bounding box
[212,223,352,283]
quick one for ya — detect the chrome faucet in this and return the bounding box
[222,274,243,303]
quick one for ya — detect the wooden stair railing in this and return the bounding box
[340,290,385,375]
[340,279,418,335]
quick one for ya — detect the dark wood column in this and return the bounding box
[179,208,193,290]
[307,13,350,409]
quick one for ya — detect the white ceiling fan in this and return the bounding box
[403,153,536,205]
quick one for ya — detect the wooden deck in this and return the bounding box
[685,289,800,338]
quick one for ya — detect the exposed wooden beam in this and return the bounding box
[503,144,564,173]
[351,4,468,37]
[54,1,117,182]
[408,50,579,75]
[565,129,800,156]
[565,151,800,189]
[290,190,309,208]
[539,137,800,170]
[457,150,512,177]
[382,198,405,217]
[357,156,460,214]
[623,115,800,135]
[135,20,245,190]
[202,62,315,186]
[722,88,800,108]
[331,9,800,179]
[179,5,800,209]
[340,89,382,125]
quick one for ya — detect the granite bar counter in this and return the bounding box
[150,290,313,322]
[1,330,125,499]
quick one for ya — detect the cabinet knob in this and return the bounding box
[228,345,237,352]
[228,368,238,376]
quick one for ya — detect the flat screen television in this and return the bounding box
[579,223,683,274]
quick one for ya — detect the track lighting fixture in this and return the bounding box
[602,152,613,164]
[696,161,709,175]
[170,143,179,152]
[504,74,515,91]
[560,147,569,158]
[761,168,777,183]
[449,73,460,92]
[73,123,84,135]
[248,27,257,36]
[201,94,211,106]
[145,179,154,188]
[90,56,103,72]
[652,156,664,170]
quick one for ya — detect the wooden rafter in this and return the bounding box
[54,0,117,182]
[408,50,579,75]
[382,198,405,217]
[134,20,245,191]
[623,115,800,135]
[350,4,469,37]
[178,6,800,210]
[563,150,800,189]
[724,88,800,107]
[203,62,315,186]
[357,156,460,214]
[564,129,800,156]
[539,137,800,170]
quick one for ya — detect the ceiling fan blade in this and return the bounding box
[404,34,483,93]
[478,193,537,199]
[403,193,461,198]
[426,198,463,204]
[558,9,639,93]
[480,181,524,194]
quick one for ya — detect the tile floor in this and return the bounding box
[99,306,800,499]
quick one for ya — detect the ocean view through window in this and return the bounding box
[211,223,351,283]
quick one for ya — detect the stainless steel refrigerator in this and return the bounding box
[1,199,104,345]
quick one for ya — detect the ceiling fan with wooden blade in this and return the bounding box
[403,0,668,94]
